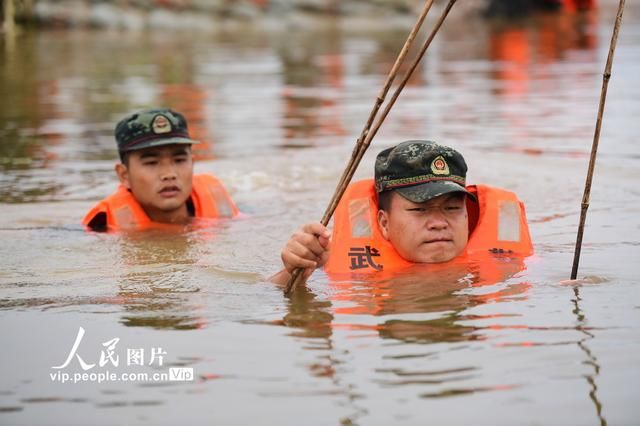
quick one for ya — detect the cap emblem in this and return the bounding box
[152,115,172,134]
[431,155,450,175]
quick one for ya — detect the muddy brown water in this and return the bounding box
[1,2,639,425]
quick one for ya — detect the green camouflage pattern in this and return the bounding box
[115,108,197,153]
[374,140,474,203]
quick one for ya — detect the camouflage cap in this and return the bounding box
[374,140,475,203]
[115,108,198,154]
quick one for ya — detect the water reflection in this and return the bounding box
[570,285,607,426]
[276,24,346,146]
[159,83,214,161]
[486,8,599,153]
[154,41,215,160]
[0,33,55,176]
[116,230,207,330]
[0,2,638,423]
[0,6,606,203]
[489,9,598,95]
[0,227,217,331]
[282,285,334,340]
[333,257,530,343]
[278,254,532,400]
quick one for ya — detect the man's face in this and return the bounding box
[116,144,193,221]
[377,191,469,263]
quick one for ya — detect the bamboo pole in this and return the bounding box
[337,0,458,204]
[285,0,458,296]
[331,0,436,204]
[571,0,626,280]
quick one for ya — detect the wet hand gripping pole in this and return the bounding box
[284,0,459,296]
[571,0,626,280]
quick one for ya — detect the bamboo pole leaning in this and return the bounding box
[285,0,458,296]
[571,0,626,280]
[337,0,458,201]
[331,0,437,194]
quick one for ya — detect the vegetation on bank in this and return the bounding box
[1,0,438,32]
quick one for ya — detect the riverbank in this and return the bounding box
[5,0,489,31]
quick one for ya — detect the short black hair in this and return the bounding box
[378,190,393,212]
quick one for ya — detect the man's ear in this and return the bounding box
[115,163,130,189]
[377,209,390,241]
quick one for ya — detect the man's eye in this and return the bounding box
[408,208,425,212]
[143,161,157,166]
[175,157,188,163]
[445,206,461,211]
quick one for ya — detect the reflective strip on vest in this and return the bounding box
[349,198,373,238]
[114,205,135,228]
[208,183,233,218]
[498,200,520,242]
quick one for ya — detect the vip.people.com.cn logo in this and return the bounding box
[50,327,193,384]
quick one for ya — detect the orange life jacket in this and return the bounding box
[563,0,597,12]
[324,179,533,277]
[82,174,239,231]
